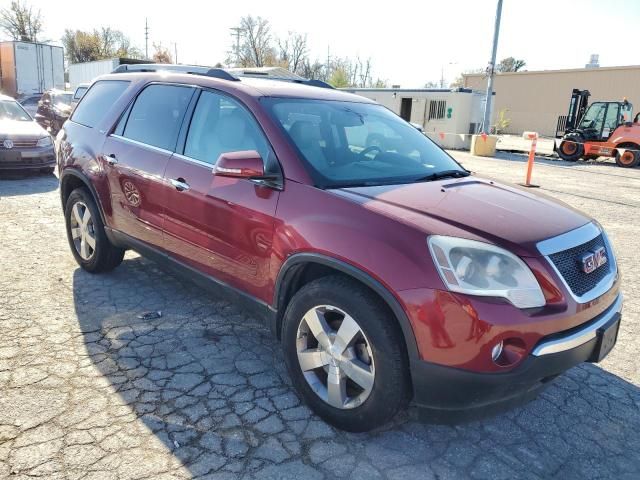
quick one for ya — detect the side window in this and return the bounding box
[123,84,193,151]
[603,104,620,136]
[71,80,130,128]
[184,90,273,167]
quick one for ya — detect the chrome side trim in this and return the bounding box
[110,134,173,155]
[532,294,622,356]
[172,153,214,170]
[536,222,600,255]
[537,222,618,304]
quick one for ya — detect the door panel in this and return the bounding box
[101,83,195,249]
[163,156,279,301]
[102,136,171,249]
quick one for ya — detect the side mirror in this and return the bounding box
[214,150,266,179]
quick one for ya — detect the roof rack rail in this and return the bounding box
[296,79,334,89]
[111,64,239,81]
[110,63,333,88]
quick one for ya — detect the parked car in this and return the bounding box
[72,83,90,107]
[18,94,41,118]
[34,89,73,135]
[0,94,55,173]
[57,66,622,432]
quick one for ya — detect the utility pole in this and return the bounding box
[230,27,242,66]
[173,43,178,64]
[144,18,149,60]
[482,0,503,134]
[326,45,330,81]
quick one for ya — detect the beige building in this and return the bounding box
[343,88,491,149]
[463,65,640,137]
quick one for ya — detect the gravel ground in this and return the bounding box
[0,152,638,480]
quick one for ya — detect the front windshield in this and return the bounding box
[263,98,465,188]
[579,103,606,130]
[0,100,32,121]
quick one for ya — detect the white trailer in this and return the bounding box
[68,58,149,90]
[0,41,64,98]
[342,87,493,150]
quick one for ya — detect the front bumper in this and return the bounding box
[0,146,56,170]
[411,293,622,415]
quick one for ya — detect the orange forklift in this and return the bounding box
[556,89,639,167]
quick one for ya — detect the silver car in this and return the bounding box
[0,95,56,174]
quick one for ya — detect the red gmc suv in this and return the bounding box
[57,65,622,432]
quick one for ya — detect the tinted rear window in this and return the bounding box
[72,80,130,128]
[121,84,193,151]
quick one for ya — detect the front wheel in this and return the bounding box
[64,188,124,273]
[558,133,584,161]
[281,276,410,432]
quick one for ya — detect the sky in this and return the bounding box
[5,0,640,87]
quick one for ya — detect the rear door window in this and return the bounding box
[71,80,130,128]
[122,84,194,151]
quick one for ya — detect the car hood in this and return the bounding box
[332,177,591,257]
[0,119,47,139]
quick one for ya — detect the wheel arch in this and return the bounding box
[59,169,107,226]
[613,141,640,153]
[273,253,420,363]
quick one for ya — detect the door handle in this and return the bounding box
[104,153,118,165]
[170,178,190,192]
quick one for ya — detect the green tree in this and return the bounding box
[0,0,43,42]
[152,42,172,64]
[329,67,350,88]
[229,15,275,67]
[497,57,526,72]
[62,28,142,64]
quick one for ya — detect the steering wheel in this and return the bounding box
[359,145,382,159]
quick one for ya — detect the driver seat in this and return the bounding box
[288,121,329,169]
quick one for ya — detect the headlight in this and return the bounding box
[36,136,52,147]
[428,236,545,309]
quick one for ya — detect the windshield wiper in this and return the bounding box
[414,169,471,182]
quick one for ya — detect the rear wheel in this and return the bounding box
[64,188,124,273]
[281,275,410,432]
[558,132,584,161]
[615,144,640,168]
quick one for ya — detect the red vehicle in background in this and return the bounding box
[57,65,622,431]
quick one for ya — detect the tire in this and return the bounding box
[558,132,584,161]
[615,144,640,168]
[281,275,410,432]
[64,187,124,273]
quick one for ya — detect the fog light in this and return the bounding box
[491,341,504,362]
[491,337,527,367]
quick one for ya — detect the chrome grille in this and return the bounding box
[0,139,38,148]
[548,234,611,297]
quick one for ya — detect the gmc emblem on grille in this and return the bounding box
[581,246,607,274]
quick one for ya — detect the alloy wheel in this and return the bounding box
[70,201,96,260]
[296,305,375,409]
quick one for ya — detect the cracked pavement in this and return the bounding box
[0,152,639,479]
